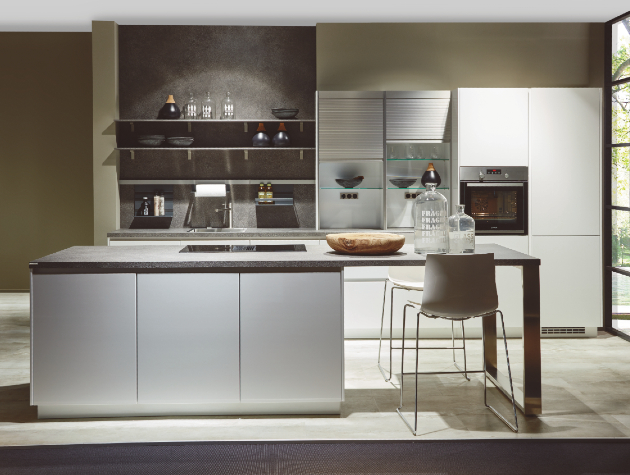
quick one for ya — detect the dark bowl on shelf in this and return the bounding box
[335,177,364,188]
[167,137,195,147]
[137,135,165,147]
[389,178,417,188]
[272,108,299,119]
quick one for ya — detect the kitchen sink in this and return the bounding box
[188,228,247,233]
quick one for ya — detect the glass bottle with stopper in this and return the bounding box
[414,182,448,254]
[183,92,200,119]
[221,92,235,120]
[448,204,475,254]
[201,92,215,119]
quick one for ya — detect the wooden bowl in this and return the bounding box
[326,233,406,255]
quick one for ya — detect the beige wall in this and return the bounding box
[92,21,119,246]
[317,23,605,90]
[0,33,93,290]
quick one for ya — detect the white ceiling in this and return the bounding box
[1,0,629,32]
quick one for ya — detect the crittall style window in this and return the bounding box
[607,10,630,340]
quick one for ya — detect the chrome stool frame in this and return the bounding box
[377,281,470,383]
[396,304,519,434]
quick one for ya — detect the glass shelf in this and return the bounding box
[387,158,449,161]
[320,187,383,190]
[387,187,450,190]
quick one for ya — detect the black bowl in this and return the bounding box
[272,108,299,119]
[137,135,165,147]
[167,137,195,147]
[389,178,417,188]
[335,177,364,188]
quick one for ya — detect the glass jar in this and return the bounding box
[183,92,200,119]
[221,91,235,120]
[201,92,215,119]
[448,204,475,254]
[414,183,448,254]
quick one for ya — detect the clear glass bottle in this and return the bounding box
[448,204,475,254]
[221,91,235,119]
[414,183,448,254]
[201,92,215,119]
[183,92,200,119]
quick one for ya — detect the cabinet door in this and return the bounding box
[458,88,529,167]
[240,272,343,402]
[530,236,602,329]
[319,95,383,160]
[530,88,601,236]
[137,273,240,403]
[386,92,451,141]
[31,274,137,405]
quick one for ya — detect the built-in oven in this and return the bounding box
[460,166,528,235]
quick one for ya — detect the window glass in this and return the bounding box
[612,209,630,267]
[612,83,630,145]
[612,271,630,336]
[612,145,630,206]
[613,19,630,81]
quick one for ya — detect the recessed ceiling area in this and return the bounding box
[1,0,629,31]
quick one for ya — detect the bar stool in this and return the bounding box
[377,266,468,382]
[396,253,518,434]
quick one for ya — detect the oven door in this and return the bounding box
[460,182,527,235]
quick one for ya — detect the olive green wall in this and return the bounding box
[0,33,93,290]
[317,23,605,90]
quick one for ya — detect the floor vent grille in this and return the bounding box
[542,327,586,335]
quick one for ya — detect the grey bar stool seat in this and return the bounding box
[377,266,468,382]
[397,253,519,434]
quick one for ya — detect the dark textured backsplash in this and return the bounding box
[118,26,316,120]
[120,184,315,229]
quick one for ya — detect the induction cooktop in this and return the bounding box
[179,244,307,253]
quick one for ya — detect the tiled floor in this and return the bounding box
[2,292,630,446]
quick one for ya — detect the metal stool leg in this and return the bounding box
[483,311,519,432]
[377,280,389,380]
[452,320,470,381]
[396,305,420,435]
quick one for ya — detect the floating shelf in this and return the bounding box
[119,179,316,185]
[320,187,383,190]
[387,158,449,161]
[115,119,315,123]
[387,187,450,190]
[117,147,315,151]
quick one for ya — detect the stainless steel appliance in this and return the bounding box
[460,166,528,235]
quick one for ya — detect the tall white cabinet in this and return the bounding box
[529,88,602,335]
[455,87,602,336]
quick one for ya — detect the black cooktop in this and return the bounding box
[180,244,307,253]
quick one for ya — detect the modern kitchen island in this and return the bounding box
[29,243,541,419]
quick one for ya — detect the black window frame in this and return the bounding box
[605,10,630,342]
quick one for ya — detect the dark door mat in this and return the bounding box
[0,439,629,474]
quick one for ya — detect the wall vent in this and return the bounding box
[541,327,586,335]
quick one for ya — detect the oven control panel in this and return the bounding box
[460,166,528,182]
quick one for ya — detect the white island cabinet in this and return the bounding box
[240,272,343,403]
[31,274,137,405]
[137,273,240,404]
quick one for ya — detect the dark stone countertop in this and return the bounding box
[30,244,540,270]
[107,228,415,239]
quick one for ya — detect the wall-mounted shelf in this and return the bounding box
[117,147,315,151]
[387,158,449,161]
[387,187,450,190]
[119,179,316,185]
[115,119,316,123]
[320,187,383,190]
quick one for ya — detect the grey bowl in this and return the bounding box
[336,177,364,188]
[167,137,195,147]
[272,108,299,119]
[389,178,417,188]
[137,135,165,147]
